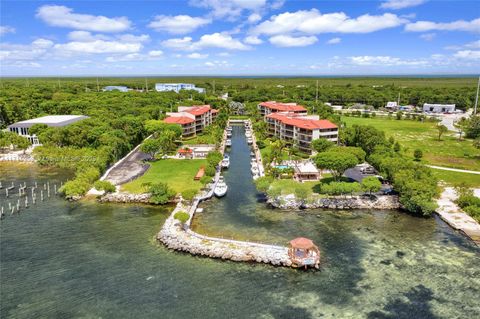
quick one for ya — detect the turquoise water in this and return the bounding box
[1,127,480,319]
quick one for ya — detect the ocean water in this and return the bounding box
[1,127,479,319]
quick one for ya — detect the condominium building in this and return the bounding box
[258,101,308,117]
[155,83,205,93]
[266,112,338,153]
[164,105,218,137]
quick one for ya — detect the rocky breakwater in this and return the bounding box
[158,204,292,267]
[99,191,151,203]
[269,194,401,210]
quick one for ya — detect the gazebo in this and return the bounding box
[288,237,320,269]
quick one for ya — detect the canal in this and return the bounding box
[1,127,479,318]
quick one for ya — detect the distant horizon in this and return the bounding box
[1,73,478,79]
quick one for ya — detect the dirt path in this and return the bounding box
[427,165,480,175]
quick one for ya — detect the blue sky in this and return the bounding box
[0,0,479,76]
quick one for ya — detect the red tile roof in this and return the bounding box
[164,116,194,125]
[185,105,211,116]
[267,113,338,130]
[259,101,307,112]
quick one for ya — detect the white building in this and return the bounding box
[423,103,455,113]
[385,101,398,110]
[103,86,129,92]
[155,83,205,93]
[7,115,89,145]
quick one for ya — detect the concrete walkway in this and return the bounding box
[436,187,480,245]
[427,165,480,175]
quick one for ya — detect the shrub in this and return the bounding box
[205,164,216,177]
[413,149,423,161]
[361,176,382,195]
[200,175,212,185]
[456,195,480,208]
[182,189,197,201]
[320,181,361,196]
[256,140,266,149]
[146,182,176,204]
[266,186,281,198]
[206,151,223,166]
[294,187,312,200]
[254,176,273,193]
[59,179,91,197]
[174,211,190,224]
[94,180,116,193]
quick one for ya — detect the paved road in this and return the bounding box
[427,165,480,175]
[103,147,150,185]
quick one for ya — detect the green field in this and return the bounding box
[432,170,480,188]
[121,159,207,194]
[342,117,480,171]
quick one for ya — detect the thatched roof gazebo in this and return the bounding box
[288,237,320,269]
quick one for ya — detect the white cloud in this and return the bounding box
[36,5,131,32]
[192,0,268,20]
[254,9,406,35]
[149,50,164,57]
[269,35,317,47]
[0,38,53,61]
[118,34,150,43]
[162,33,250,51]
[405,18,480,33]
[204,60,231,68]
[349,55,428,66]
[105,50,163,62]
[0,25,15,35]
[217,52,231,57]
[327,37,341,44]
[148,15,211,34]
[187,52,209,59]
[445,40,480,51]
[244,35,263,44]
[454,50,480,60]
[248,13,262,24]
[419,33,436,41]
[55,40,142,54]
[380,0,427,10]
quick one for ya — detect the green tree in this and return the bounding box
[465,115,480,139]
[254,176,273,193]
[140,138,161,159]
[361,176,382,195]
[455,118,469,140]
[144,182,176,204]
[393,142,401,153]
[94,180,116,193]
[436,124,448,141]
[174,211,190,226]
[413,149,423,161]
[311,138,334,153]
[314,150,359,180]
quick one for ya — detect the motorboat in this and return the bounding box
[247,137,253,144]
[221,155,230,168]
[227,131,232,137]
[250,151,255,157]
[226,139,232,147]
[214,179,228,197]
[245,131,252,138]
[226,126,232,132]
[251,164,259,175]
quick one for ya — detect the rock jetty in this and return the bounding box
[99,192,151,203]
[268,194,401,210]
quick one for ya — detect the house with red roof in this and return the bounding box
[164,105,218,137]
[266,112,338,153]
[258,101,308,117]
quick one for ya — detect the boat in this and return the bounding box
[226,126,232,131]
[251,164,259,175]
[221,157,230,168]
[245,131,252,138]
[226,139,232,147]
[250,151,255,157]
[247,137,253,144]
[214,179,228,197]
[227,131,232,137]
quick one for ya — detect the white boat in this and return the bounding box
[214,180,228,197]
[250,151,255,157]
[221,158,230,168]
[226,139,232,147]
[251,166,259,175]
[227,131,232,137]
[245,131,252,138]
[247,137,253,144]
[226,126,232,131]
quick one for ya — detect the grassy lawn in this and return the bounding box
[121,159,207,194]
[342,117,480,171]
[270,179,319,195]
[432,170,480,188]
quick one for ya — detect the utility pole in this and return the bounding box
[474,76,479,115]
[96,77,100,92]
[315,80,319,104]
[145,78,149,92]
[397,92,400,106]
[57,78,61,89]
[213,80,216,95]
